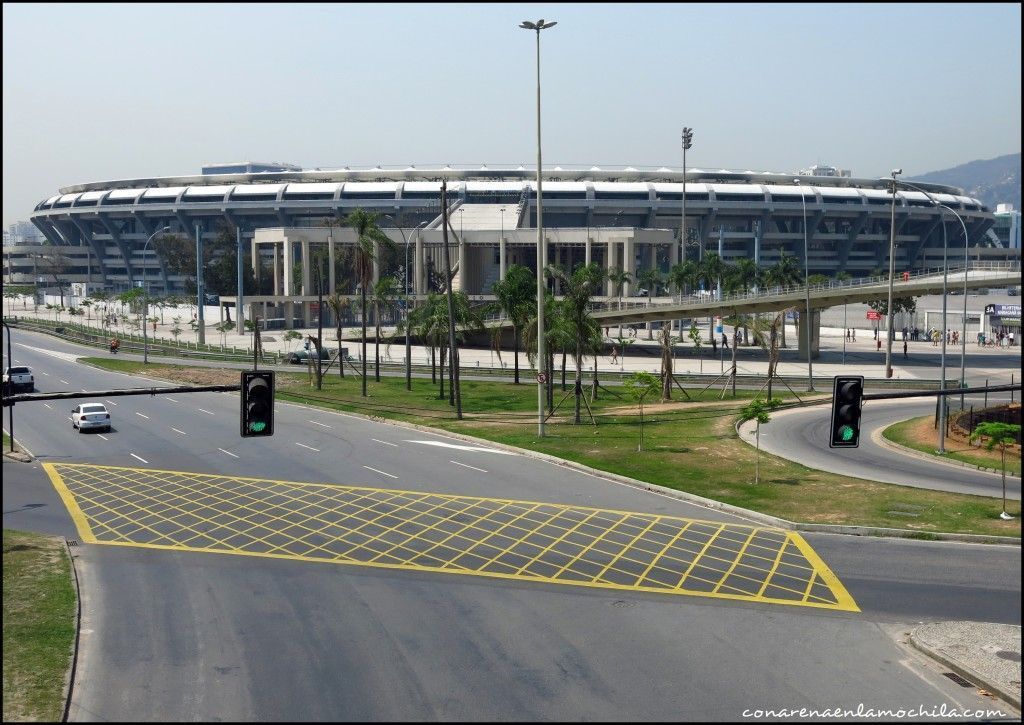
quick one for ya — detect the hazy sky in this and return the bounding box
[3,3,1021,227]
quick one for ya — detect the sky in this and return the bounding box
[2,2,1021,228]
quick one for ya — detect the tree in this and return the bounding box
[688,323,703,373]
[668,260,699,299]
[867,297,917,340]
[765,253,803,346]
[658,322,679,401]
[747,309,791,401]
[607,267,632,310]
[624,371,661,451]
[970,422,1020,520]
[371,276,400,382]
[491,263,536,384]
[170,325,183,342]
[325,293,351,378]
[739,398,782,484]
[345,209,396,397]
[35,247,74,307]
[283,329,302,352]
[546,263,605,424]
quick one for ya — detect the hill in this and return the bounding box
[910,152,1020,211]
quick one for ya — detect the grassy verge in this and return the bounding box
[3,529,77,722]
[883,416,1022,477]
[81,357,1021,537]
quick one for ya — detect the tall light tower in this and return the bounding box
[680,127,693,267]
[884,168,902,378]
[520,17,556,437]
[794,179,814,391]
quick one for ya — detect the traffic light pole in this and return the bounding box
[862,383,1020,401]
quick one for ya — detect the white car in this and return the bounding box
[71,403,111,433]
[3,366,34,393]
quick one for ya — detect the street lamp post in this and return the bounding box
[141,226,171,364]
[889,179,966,452]
[680,127,693,268]
[520,17,556,437]
[884,169,902,378]
[383,216,427,391]
[794,179,814,391]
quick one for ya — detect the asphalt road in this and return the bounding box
[3,329,1020,721]
[740,398,1022,500]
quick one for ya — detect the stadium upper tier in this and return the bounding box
[21,165,1010,296]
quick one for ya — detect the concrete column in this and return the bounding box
[272,245,281,296]
[585,235,592,267]
[414,233,424,296]
[606,236,616,297]
[669,239,678,266]
[623,236,635,297]
[797,310,821,359]
[301,240,311,297]
[282,240,292,296]
[499,236,507,281]
[303,301,312,328]
[457,238,467,292]
[284,300,295,329]
[372,243,380,285]
[328,235,336,294]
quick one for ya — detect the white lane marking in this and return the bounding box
[105,400,118,406]
[43,403,52,409]
[97,434,108,441]
[363,465,398,479]
[166,397,179,403]
[130,453,149,464]
[41,372,50,376]
[308,420,332,428]
[59,379,70,385]
[170,427,187,435]
[14,344,80,363]
[371,438,399,447]
[295,442,320,452]
[450,460,488,473]
[197,408,215,415]
[135,412,150,419]
[404,440,514,455]
[218,448,240,458]
[14,359,20,364]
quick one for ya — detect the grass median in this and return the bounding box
[80,357,1022,538]
[883,415,1022,477]
[3,529,77,722]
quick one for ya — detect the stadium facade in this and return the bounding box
[10,165,1018,299]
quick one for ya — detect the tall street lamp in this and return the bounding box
[884,168,902,378]
[794,179,814,391]
[889,178,968,452]
[383,216,427,391]
[141,226,171,364]
[680,127,693,267]
[520,17,556,437]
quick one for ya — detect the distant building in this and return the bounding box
[992,203,1021,250]
[6,221,46,245]
[201,161,302,175]
[798,164,852,178]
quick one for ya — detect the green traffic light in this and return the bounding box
[839,425,854,442]
[250,421,267,432]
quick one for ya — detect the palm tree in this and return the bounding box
[668,260,698,299]
[728,258,759,344]
[491,263,536,384]
[546,263,605,423]
[636,267,662,339]
[325,292,351,378]
[371,276,400,381]
[523,290,563,414]
[344,209,395,396]
[607,267,631,310]
[766,253,803,347]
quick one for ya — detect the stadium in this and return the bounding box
[9,164,1017,303]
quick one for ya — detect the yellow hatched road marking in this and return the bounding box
[41,463,859,612]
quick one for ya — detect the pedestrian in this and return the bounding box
[902,326,908,341]
[851,328,856,341]
[876,338,881,351]
[903,340,908,359]
[873,327,878,341]
[721,332,728,349]
[610,346,618,364]
[711,336,717,354]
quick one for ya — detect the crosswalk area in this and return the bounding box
[43,462,858,611]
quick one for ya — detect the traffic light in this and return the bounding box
[240,371,274,437]
[830,375,863,448]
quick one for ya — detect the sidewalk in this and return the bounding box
[4,302,1020,383]
[911,621,1021,710]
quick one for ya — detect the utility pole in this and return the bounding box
[440,181,462,418]
[196,223,205,345]
[237,226,245,337]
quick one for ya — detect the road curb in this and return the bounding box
[61,537,83,723]
[281,394,1020,545]
[908,624,1022,711]
[874,424,1021,479]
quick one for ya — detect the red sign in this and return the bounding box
[866,310,881,320]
